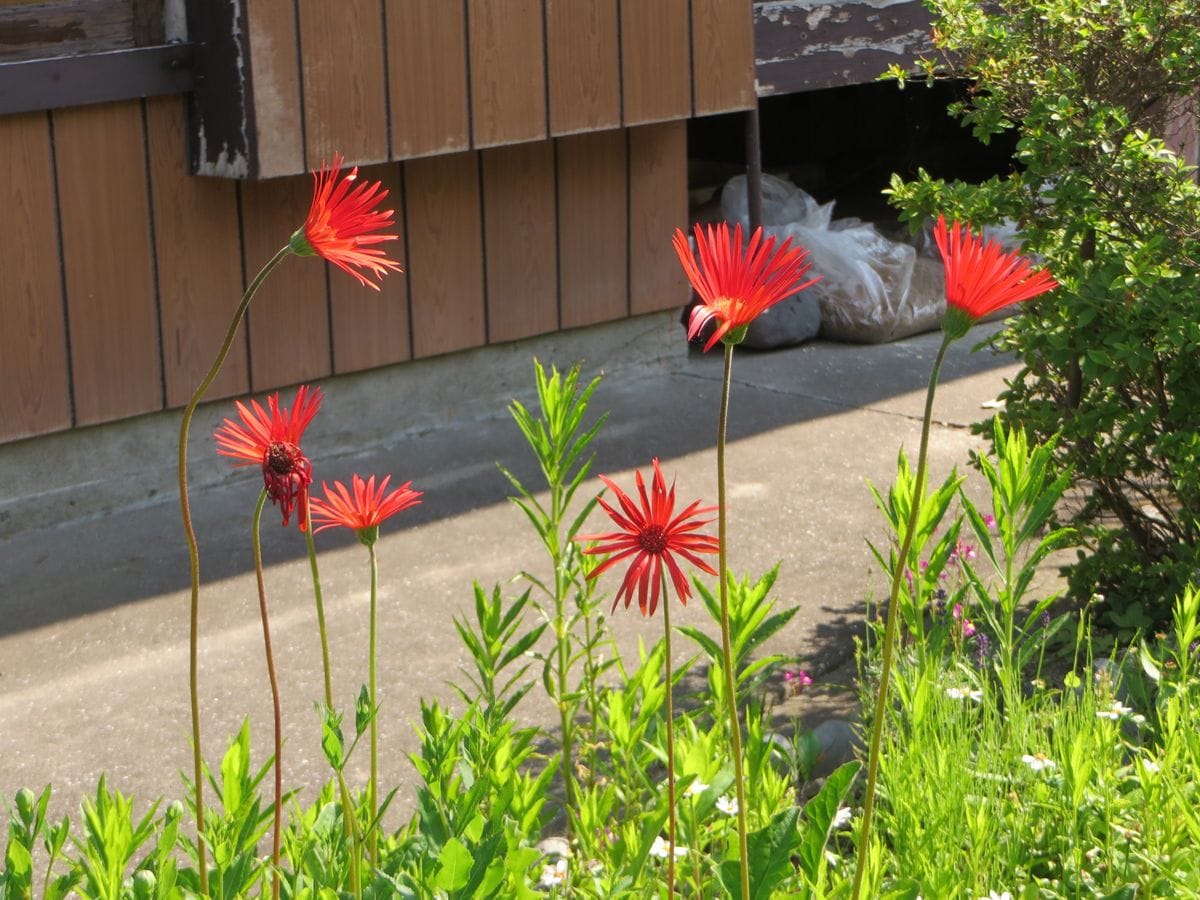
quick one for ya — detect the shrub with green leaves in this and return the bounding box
[886,0,1200,623]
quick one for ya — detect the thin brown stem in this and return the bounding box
[251,490,283,900]
[178,243,290,893]
[850,337,951,899]
[716,342,750,900]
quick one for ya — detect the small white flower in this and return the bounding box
[649,836,688,859]
[1141,757,1161,774]
[979,892,1012,900]
[946,686,983,702]
[716,794,739,816]
[1022,753,1057,772]
[538,858,568,888]
[1096,700,1133,720]
[830,806,853,830]
[684,780,709,798]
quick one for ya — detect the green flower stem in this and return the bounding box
[716,341,750,900]
[850,335,952,899]
[303,499,361,897]
[251,489,283,900]
[177,243,290,893]
[368,541,380,869]
[661,570,677,898]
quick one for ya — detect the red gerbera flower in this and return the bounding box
[214,385,322,530]
[310,473,423,546]
[673,222,820,352]
[289,153,403,290]
[934,215,1057,340]
[578,458,721,616]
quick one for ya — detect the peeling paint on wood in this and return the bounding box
[0,0,134,61]
[754,0,933,95]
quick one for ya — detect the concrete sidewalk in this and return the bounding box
[0,312,1019,822]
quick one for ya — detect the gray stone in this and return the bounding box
[810,718,863,779]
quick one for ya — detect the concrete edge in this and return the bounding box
[0,312,685,538]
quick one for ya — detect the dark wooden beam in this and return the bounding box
[754,0,934,96]
[0,43,193,116]
[184,0,255,178]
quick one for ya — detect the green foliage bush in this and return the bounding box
[885,0,1200,623]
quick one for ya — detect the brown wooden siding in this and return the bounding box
[0,111,70,443]
[193,0,754,178]
[0,95,688,445]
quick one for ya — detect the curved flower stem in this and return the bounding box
[850,336,951,899]
[716,342,750,900]
[303,497,361,897]
[177,243,290,892]
[251,489,283,900]
[661,570,677,897]
[368,542,380,869]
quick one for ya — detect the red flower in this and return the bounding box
[310,474,422,546]
[214,386,322,530]
[934,215,1057,339]
[673,222,819,352]
[290,153,403,290]
[578,458,720,616]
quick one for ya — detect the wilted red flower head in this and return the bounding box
[215,385,322,530]
[673,222,820,352]
[578,458,720,616]
[310,473,422,547]
[934,215,1057,340]
[290,153,403,290]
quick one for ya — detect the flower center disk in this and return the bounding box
[639,524,668,555]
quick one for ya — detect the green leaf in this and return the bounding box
[719,807,804,900]
[797,760,861,883]
[433,836,474,892]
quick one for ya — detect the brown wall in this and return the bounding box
[196,0,755,178]
[0,97,688,444]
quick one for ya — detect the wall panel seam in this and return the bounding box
[139,97,168,411]
[46,109,77,428]
[399,161,415,362]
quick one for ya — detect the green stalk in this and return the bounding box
[178,244,290,892]
[716,342,750,900]
[551,481,576,836]
[850,336,951,899]
[368,542,380,869]
[251,489,283,900]
[303,497,360,897]
[661,571,678,898]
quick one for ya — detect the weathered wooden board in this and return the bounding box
[329,162,412,373]
[0,110,71,441]
[557,128,628,329]
[385,0,471,159]
[620,0,691,125]
[405,151,486,358]
[298,0,389,167]
[545,0,621,135]
[244,0,304,177]
[468,0,547,147]
[482,141,558,343]
[54,100,162,426]
[0,0,133,61]
[753,0,933,95]
[145,95,248,408]
[628,120,688,315]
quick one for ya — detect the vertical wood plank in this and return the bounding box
[628,120,688,315]
[385,0,470,159]
[620,0,691,125]
[330,163,411,373]
[240,174,332,390]
[557,129,627,329]
[690,0,755,114]
[545,0,620,135]
[404,151,486,358]
[482,141,558,344]
[467,0,547,147]
[53,101,162,426]
[298,0,389,166]
[145,95,249,408]
[0,111,71,442]
[245,0,305,177]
